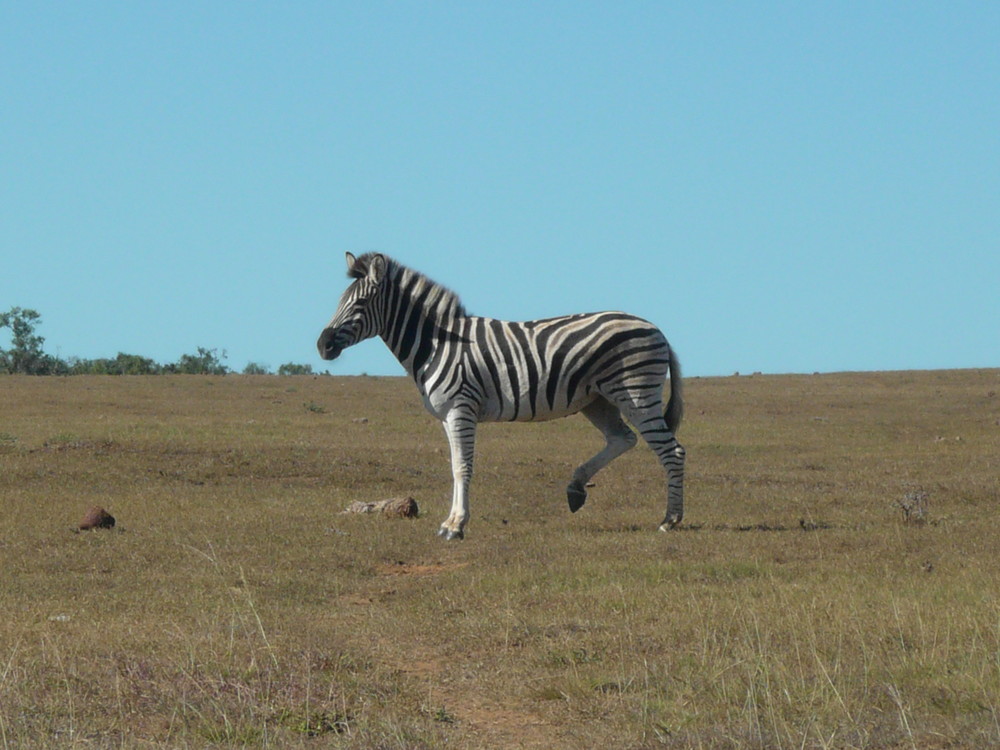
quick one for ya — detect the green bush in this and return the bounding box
[278,363,313,376]
[0,307,57,374]
[167,347,229,375]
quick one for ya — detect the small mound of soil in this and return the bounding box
[79,506,115,530]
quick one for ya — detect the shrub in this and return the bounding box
[0,307,57,374]
[168,347,229,375]
[68,353,162,375]
[278,363,313,376]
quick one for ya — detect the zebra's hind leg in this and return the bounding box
[438,407,477,540]
[625,405,685,530]
[567,398,638,513]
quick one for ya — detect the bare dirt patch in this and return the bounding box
[396,648,571,749]
[377,560,469,577]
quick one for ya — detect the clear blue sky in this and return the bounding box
[3,3,997,376]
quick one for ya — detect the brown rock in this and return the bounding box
[343,500,376,514]
[380,496,419,519]
[79,506,115,530]
[342,497,419,519]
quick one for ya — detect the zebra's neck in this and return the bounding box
[379,261,467,379]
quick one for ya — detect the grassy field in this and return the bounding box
[1,370,998,749]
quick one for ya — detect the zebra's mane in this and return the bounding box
[356,253,468,319]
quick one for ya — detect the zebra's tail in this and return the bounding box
[664,345,683,434]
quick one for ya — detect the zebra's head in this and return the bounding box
[317,252,389,361]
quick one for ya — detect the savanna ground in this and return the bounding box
[1,370,998,749]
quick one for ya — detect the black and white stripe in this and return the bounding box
[318,252,685,539]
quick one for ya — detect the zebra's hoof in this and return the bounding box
[658,513,682,531]
[567,484,587,513]
[438,527,464,541]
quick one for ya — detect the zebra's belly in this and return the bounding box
[481,389,599,423]
[419,386,597,423]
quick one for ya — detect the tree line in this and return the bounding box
[0,307,314,376]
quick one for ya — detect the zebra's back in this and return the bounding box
[421,311,671,422]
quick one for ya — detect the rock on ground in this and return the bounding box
[79,506,115,530]
[343,497,419,519]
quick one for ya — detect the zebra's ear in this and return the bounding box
[346,252,365,279]
[369,254,387,283]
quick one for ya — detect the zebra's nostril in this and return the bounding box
[317,328,342,360]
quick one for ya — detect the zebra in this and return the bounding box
[317,252,685,540]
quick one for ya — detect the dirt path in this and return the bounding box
[397,651,566,749]
[363,560,575,749]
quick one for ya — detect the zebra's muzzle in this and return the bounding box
[317,327,344,361]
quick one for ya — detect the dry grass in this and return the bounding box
[1,370,998,748]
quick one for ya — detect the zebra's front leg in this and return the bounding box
[438,408,477,540]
